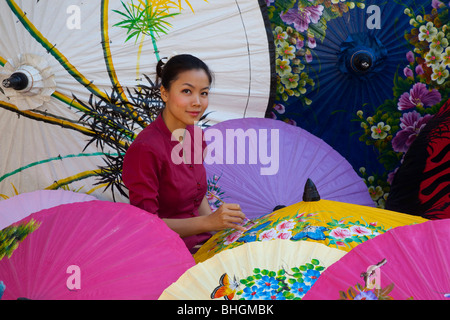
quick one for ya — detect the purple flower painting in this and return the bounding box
[391,111,433,153]
[280,5,324,33]
[397,82,441,110]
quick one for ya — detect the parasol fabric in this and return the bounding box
[0,200,195,300]
[159,239,346,300]
[204,117,374,218]
[0,189,96,230]
[303,219,450,300]
[386,98,450,220]
[0,0,273,201]
[194,179,427,263]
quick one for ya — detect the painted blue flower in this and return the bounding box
[354,291,378,300]
[303,269,321,285]
[257,275,279,292]
[260,289,286,300]
[291,225,328,241]
[291,282,311,298]
[241,285,263,300]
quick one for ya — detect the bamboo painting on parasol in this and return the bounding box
[0,0,273,201]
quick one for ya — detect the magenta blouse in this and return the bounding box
[122,113,211,251]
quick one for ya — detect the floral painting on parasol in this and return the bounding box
[193,179,427,263]
[265,0,450,209]
[160,240,346,300]
[303,219,450,300]
[0,200,195,300]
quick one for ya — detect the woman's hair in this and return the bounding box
[155,54,213,90]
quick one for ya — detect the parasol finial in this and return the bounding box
[303,178,320,202]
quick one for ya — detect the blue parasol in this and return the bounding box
[266,0,448,187]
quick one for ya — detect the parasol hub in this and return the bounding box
[338,33,387,78]
[0,53,56,110]
[350,50,373,72]
[2,65,42,94]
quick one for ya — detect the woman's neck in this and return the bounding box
[161,108,187,133]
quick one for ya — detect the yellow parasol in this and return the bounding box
[159,239,346,300]
[194,179,427,263]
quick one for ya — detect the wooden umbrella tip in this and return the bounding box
[303,178,321,202]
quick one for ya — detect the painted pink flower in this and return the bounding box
[280,5,324,33]
[259,228,279,241]
[403,67,413,78]
[349,225,372,237]
[296,39,304,49]
[432,0,445,8]
[415,64,424,75]
[392,111,433,153]
[277,231,292,240]
[307,36,317,49]
[276,219,296,231]
[397,82,441,110]
[268,111,277,119]
[273,103,286,114]
[224,231,244,245]
[406,51,415,63]
[329,227,352,239]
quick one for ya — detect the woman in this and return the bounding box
[122,54,246,253]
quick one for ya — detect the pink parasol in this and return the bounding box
[0,189,97,230]
[303,219,450,300]
[0,200,195,300]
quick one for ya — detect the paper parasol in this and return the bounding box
[194,179,427,263]
[266,0,449,178]
[159,239,346,300]
[0,0,273,201]
[0,189,96,230]
[303,219,450,300]
[204,117,374,219]
[0,200,195,299]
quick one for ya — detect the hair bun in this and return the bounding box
[156,58,167,78]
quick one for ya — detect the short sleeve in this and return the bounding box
[122,142,160,215]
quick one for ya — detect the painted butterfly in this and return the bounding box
[211,273,240,300]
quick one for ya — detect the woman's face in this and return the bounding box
[161,68,210,132]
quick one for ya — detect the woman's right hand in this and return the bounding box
[207,203,247,232]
